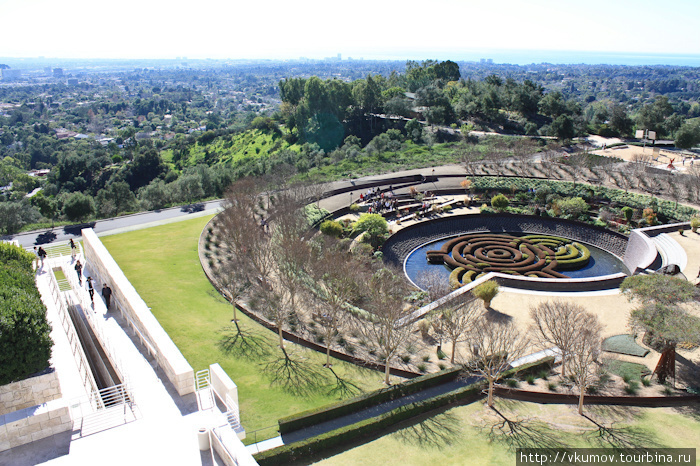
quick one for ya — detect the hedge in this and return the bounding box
[256,381,485,465]
[260,357,555,464]
[277,367,463,434]
[0,243,52,385]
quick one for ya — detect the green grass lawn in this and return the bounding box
[314,401,700,466]
[101,215,386,442]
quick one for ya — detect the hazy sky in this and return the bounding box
[1,0,699,61]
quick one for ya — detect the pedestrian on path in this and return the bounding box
[33,247,40,270]
[86,276,95,304]
[102,283,112,309]
[37,247,47,270]
[70,239,77,260]
[75,260,83,285]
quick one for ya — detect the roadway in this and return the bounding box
[5,164,469,249]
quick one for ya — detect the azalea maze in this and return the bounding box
[426,233,591,288]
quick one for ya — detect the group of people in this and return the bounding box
[33,246,48,270]
[366,197,399,214]
[73,259,113,309]
[33,238,114,310]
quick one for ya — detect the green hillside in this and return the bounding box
[162,129,300,169]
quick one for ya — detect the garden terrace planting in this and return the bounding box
[426,233,591,288]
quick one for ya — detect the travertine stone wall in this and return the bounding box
[81,228,194,396]
[0,399,71,452]
[0,370,61,416]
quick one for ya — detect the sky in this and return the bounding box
[1,0,699,64]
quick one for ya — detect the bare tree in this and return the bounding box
[468,317,529,407]
[441,294,481,363]
[359,267,415,385]
[568,312,602,415]
[460,143,483,177]
[529,300,589,378]
[219,178,285,349]
[310,237,367,367]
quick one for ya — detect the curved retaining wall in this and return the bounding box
[494,386,700,407]
[383,213,631,292]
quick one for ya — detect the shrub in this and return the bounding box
[641,377,652,387]
[417,363,427,373]
[438,363,446,370]
[422,355,431,363]
[0,244,52,385]
[352,214,389,249]
[437,349,447,360]
[625,381,639,395]
[304,204,331,226]
[401,355,411,364]
[621,206,634,222]
[491,193,509,211]
[547,382,558,391]
[320,219,344,238]
[472,279,499,308]
[349,203,360,212]
[691,216,700,232]
[526,375,536,385]
[506,379,519,388]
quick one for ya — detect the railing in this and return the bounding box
[244,425,281,454]
[61,263,135,388]
[195,369,214,411]
[69,383,135,431]
[47,267,99,397]
[224,393,242,431]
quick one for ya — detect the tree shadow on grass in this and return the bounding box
[480,405,567,451]
[261,347,330,396]
[582,410,661,451]
[217,321,272,361]
[325,367,363,398]
[393,410,462,449]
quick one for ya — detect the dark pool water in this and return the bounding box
[404,233,630,290]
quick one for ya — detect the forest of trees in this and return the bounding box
[1,59,699,234]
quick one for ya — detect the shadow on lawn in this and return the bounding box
[481,405,566,450]
[582,411,661,451]
[394,409,462,448]
[261,347,329,396]
[217,321,272,360]
[325,367,363,398]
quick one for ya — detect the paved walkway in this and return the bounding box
[0,252,225,466]
[246,375,480,456]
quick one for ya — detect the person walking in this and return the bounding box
[75,260,83,285]
[102,283,113,310]
[33,247,40,271]
[69,239,77,260]
[86,276,95,304]
[37,247,47,270]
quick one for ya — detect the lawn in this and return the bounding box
[101,215,386,442]
[314,400,700,466]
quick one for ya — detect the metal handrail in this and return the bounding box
[62,263,134,387]
[47,267,99,397]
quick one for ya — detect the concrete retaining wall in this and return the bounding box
[0,369,62,416]
[81,228,194,396]
[0,398,71,452]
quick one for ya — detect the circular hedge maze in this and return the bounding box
[426,233,591,288]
